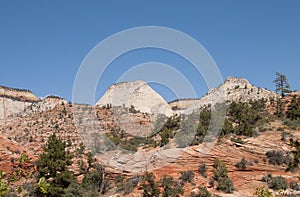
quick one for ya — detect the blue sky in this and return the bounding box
[0,1,299,103]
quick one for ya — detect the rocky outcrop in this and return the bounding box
[96,80,174,117]
[0,85,40,102]
[217,77,278,102]
[0,85,68,120]
[177,77,279,114]
[169,99,200,111]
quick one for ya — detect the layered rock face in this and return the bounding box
[96,80,174,117]
[0,85,67,120]
[0,86,40,119]
[0,86,40,102]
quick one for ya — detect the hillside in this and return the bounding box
[170,77,279,114]
[0,78,300,196]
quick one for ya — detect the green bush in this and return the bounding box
[266,150,290,166]
[216,177,234,194]
[262,174,288,191]
[286,96,300,120]
[179,170,195,185]
[269,176,288,190]
[213,158,234,193]
[159,175,183,197]
[227,99,268,137]
[283,119,300,130]
[142,172,160,197]
[290,181,300,191]
[287,139,300,172]
[198,163,207,178]
[235,157,248,170]
[191,185,211,197]
[82,164,109,195]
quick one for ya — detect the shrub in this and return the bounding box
[0,179,9,196]
[266,150,290,166]
[287,139,300,172]
[179,170,195,185]
[235,158,248,170]
[114,175,125,186]
[269,176,288,190]
[262,174,288,191]
[289,181,300,191]
[286,96,300,120]
[283,119,300,130]
[213,158,234,193]
[198,163,207,178]
[142,172,160,197]
[213,159,228,180]
[216,177,234,194]
[253,187,273,197]
[191,185,211,197]
[159,175,183,197]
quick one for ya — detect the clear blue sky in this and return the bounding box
[0,1,299,103]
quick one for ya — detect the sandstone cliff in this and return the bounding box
[96,80,174,117]
[0,85,67,120]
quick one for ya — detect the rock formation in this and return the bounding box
[0,86,67,120]
[96,80,174,117]
[171,77,279,114]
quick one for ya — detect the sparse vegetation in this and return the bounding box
[213,158,234,193]
[179,170,195,185]
[142,172,160,197]
[191,185,212,197]
[289,181,300,191]
[235,157,249,170]
[286,95,300,121]
[269,176,288,190]
[198,163,207,178]
[159,175,183,197]
[287,139,300,172]
[35,134,108,196]
[266,150,290,166]
[262,174,288,190]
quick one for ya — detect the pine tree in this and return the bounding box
[273,72,291,97]
[36,133,75,196]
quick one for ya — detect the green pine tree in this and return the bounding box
[35,133,75,196]
[273,72,291,97]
